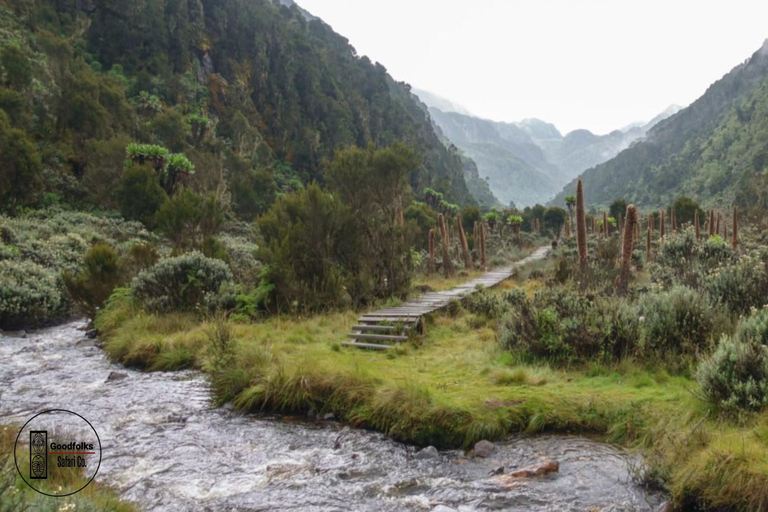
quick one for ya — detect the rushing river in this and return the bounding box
[0,323,665,511]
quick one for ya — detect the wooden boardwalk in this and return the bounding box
[343,246,551,350]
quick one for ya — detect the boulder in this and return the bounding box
[473,440,497,458]
[106,371,128,382]
[414,446,439,460]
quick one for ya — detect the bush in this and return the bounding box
[131,252,233,313]
[62,243,122,319]
[705,249,768,315]
[734,309,768,347]
[499,286,640,365]
[697,335,768,412]
[0,260,62,329]
[638,286,722,356]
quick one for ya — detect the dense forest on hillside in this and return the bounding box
[0,0,476,217]
[552,41,768,211]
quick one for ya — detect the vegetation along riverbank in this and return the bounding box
[96,192,768,511]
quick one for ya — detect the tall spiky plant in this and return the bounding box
[716,212,721,236]
[480,222,487,269]
[603,212,608,237]
[646,217,652,263]
[457,214,473,270]
[618,205,638,293]
[438,214,455,277]
[695,209,700,239]
[709,210,715,237]
[428,229,436,275]
[671,207,677,233]
[660,210,666,240]
[576,180,588,270]
[732,208,739,249]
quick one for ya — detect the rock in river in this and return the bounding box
[473,440,497,458]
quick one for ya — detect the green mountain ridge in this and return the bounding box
[0,0,476,216]
[551,40,768,210]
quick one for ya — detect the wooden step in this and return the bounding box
[341,342,391,350]
[347,333,408,342]
[358,316,420,324]
[352,325,412,333]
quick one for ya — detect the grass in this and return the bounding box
[94,258,768,511]
[0,425,137,512]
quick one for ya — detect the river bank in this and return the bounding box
[92,258,768,511]
[0,322,664,511]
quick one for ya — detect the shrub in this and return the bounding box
[697,335,768,412]
[638,286,721,356]
[0,260,62,329]
[705,249,768,315]
[734,309,768,347]
[131,252,233,313]
[62,243,122,319]
[499,286,639,365]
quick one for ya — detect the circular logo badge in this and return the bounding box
[13,409,102,497]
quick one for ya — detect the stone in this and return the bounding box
[493,458,560,486]
[106,371,128,382]
[473,440,496,458]
[414,446,439,460]
[323,412,335,421]
[85,329,98,339]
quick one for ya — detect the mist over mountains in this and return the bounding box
[418,91,680,207]
[552,39,768,210]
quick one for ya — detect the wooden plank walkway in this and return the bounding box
[343,246,551,349]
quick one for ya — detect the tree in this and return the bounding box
[119,164,168,227]
[671,196,705,227]
[544,207,568,238]
[0,119,42,212]
[326,143,418,298]
[609,199,628,221]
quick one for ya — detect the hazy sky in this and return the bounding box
[297,0,768,135]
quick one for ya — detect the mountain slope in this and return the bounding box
[424,103,676,207]
[551,42,768,209]
[0,0,475,215]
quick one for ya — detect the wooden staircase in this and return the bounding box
[342,246,551,350]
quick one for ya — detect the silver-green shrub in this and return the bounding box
[131,252,233,313]
[0,260,62,328]
[697,334,768,412]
